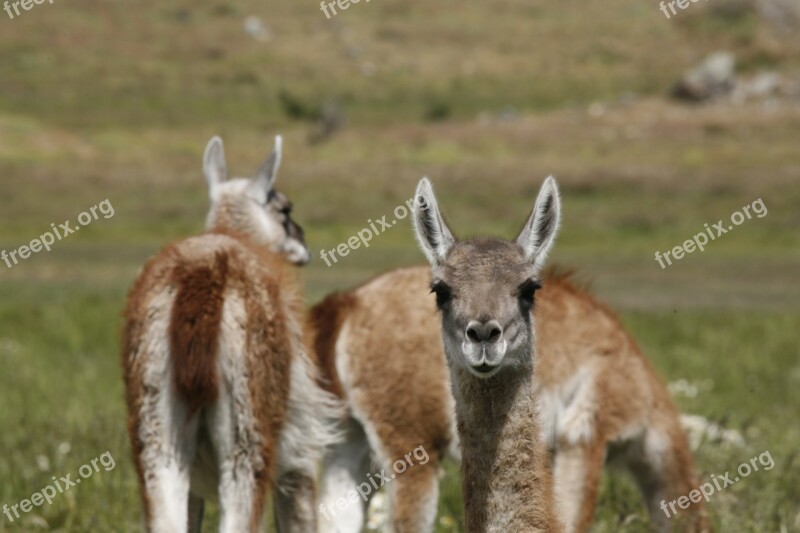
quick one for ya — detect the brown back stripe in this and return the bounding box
[169,251,229,417]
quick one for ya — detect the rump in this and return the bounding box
[169,251,230,418]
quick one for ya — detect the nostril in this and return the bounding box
[466,326,481,343]
[466,320,503,344]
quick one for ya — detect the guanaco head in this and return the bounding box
[203,135,310,265]
[412,177,560,379]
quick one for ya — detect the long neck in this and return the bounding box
[451,361,557,533]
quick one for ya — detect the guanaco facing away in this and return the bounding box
[314,181,709,532]
[122,136,339,532]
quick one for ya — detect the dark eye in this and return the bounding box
[430,281,452,310]
[517,279,542,309]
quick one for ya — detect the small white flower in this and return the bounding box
[57,442,71,456]
[36,455,50,472]
[669,379,698,398]
[244,16,271,42]
[680,414,745,450]
[28,515,49,528]
[669,379,714,399]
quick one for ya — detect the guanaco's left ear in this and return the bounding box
[203,136,227,200]
[248,135,283,204]
[516,176,561,272]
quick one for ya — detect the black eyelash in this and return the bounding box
[517,279,542,308]
[430,281,452,310]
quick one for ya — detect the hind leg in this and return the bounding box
[552,440,606,532]
[134,390,200,533]
[626,419,711,533]
[207,389,269,533]
[385,458,440,533]
[318,418,374,533]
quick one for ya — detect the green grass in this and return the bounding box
[1,0,800,530]
[0,288,798,531]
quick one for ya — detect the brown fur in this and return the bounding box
[168,251,229,418]
[313,265,710,532]
[122,251,165,526]
[122,230,300,531]
[308,291,357,398]
[541,272,708,531]
[316,268,455,532]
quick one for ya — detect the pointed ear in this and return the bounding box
[248,135,282,204]
[203,136,227,198]
[516,176,561,272]
[412,177,455,267]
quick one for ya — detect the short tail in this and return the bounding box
[168,252,229,417]
[308,291,357,398]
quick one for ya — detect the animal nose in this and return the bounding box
[465,320,503,344]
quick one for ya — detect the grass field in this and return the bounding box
[1,0,799,531]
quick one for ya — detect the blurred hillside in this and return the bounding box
[1,0,799,128]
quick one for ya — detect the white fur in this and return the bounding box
[204,136,227,198]
[319,324,381,532]
[275,314,343,482]
[319,419,374,533]
[136,289,199,533]
[537,366,597,450]
[641,426,670,476]
[553,447,588,533]
[212,292,262,531]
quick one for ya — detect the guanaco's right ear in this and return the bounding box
[413,177,455,267]
[247,135,282,205]
[516,176,561,273]
[203,136,227,199]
